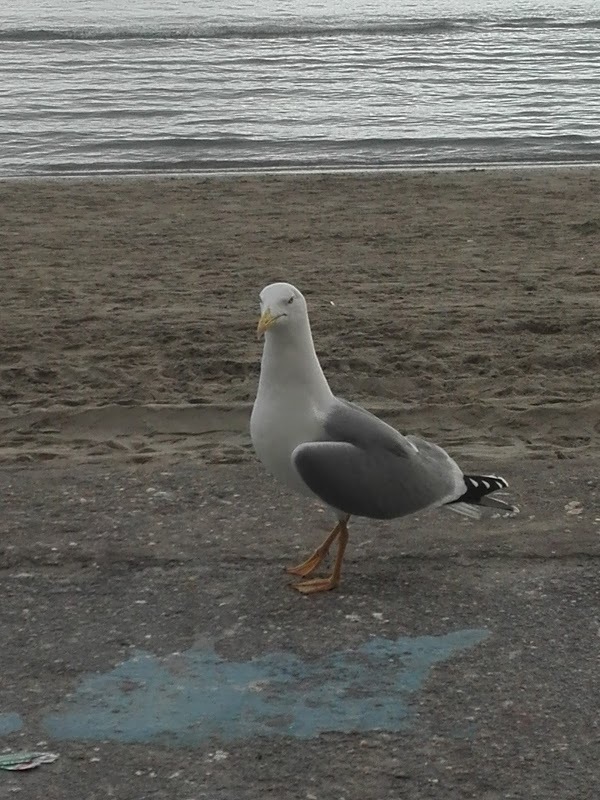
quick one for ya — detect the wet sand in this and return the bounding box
[1,168,599,463]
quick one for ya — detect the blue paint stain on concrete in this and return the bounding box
[0,713,24,735]
[44,629,489,745]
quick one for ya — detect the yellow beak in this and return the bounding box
[256,308,279,338]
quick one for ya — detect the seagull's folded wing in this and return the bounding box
[292,399,461,519]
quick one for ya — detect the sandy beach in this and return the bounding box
[2,169,600,799]
[1,168,599,464]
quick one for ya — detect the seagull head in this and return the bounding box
[256,282,308,338]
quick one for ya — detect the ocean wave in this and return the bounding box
[2,16,600,42]
[64,133,596,155]
[6,131,599,177]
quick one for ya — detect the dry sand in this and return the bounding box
[1,169,599,464]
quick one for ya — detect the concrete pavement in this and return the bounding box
[1,457,599,799]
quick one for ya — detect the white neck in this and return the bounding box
[257,317,333,407]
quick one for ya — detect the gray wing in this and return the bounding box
[292,399,463,520]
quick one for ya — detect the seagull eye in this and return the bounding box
[287,296,294,305]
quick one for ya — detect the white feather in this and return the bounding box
[444,502,482,520]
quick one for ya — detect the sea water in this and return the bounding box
[1,0,599,176]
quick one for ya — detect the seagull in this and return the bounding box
[250,282,517,594]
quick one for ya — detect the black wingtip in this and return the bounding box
[452,474,509,506]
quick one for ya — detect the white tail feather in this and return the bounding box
[480,496,520,515]
[444,502,482,520]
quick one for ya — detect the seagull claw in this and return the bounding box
[290,576,339,594]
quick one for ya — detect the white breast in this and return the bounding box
[250,388,325,499]
[250,309,334,501]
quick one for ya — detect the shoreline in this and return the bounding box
[2,159,600,183]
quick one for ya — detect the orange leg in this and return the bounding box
[285,520,344,578]
[291,517,350,594]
